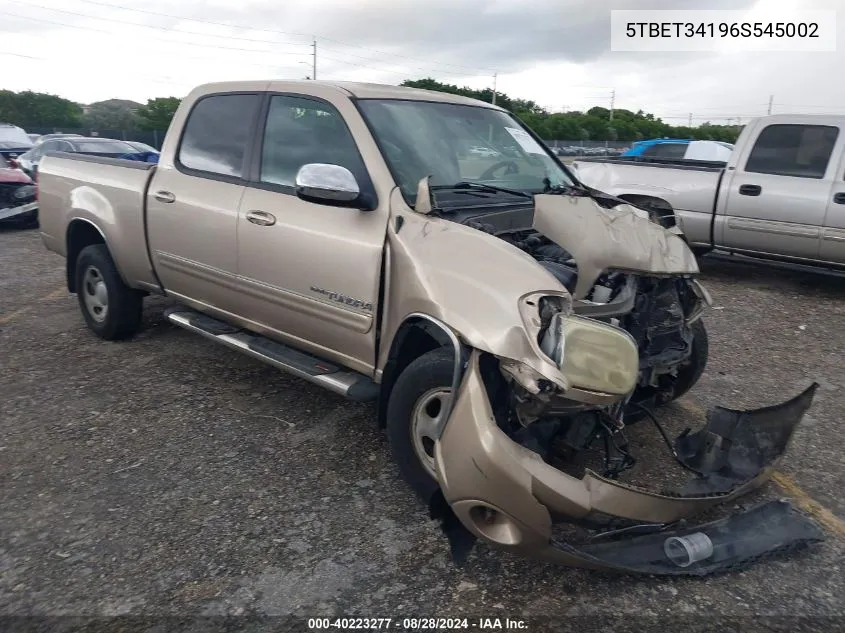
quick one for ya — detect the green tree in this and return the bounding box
[83,99,142,130]
[136,97,181,131]
[0,90,83,128]
[397,77,744,143]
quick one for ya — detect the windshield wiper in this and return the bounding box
[543,180,592,197]
[432,181,532,199]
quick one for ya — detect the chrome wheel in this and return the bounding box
[82,265,109,323]
[410,387,452,478]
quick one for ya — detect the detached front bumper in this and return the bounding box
[0,201,38,223]
[433,351,823,575]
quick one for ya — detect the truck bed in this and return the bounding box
[38,152,160,290]
[571,157,724,246]
[573,155,727,171]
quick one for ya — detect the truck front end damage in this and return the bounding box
[433,350,821,574]
[387,187,823,575]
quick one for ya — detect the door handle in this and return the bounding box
[154,190,175,203]
[246,210,276,226]
[833,192,845,204]
[738,184,761,196]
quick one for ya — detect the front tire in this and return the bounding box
[625,319,709,421]
[385,348,454,503]
[665,319,709,402]
[75,244,143,340]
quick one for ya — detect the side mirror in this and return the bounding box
[295,163,360,206]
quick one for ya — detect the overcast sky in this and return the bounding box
[0,0,842,126]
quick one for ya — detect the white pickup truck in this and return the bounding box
[573,114,845,268]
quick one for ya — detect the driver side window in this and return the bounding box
[259,95,367,189]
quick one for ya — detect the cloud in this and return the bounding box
[0,0,841,127]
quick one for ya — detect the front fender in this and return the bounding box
[379,188,572,385]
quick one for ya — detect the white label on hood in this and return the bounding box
[505,127,546,155]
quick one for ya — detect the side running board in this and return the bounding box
[164,306,380,403]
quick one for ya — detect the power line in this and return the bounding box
[5,0,308,49]
[0,33,309,78]
[0,10,307,58]
[1,5,308,56]
[1,9,428,78]
[6,2,495,79]
[314,43,482,77]
[0,51,40,59]
[72,0,499,74]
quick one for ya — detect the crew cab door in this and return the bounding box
[720,122,840,259]
[820,144,845,264]
[235,93,388,374]
[146,91,263,310]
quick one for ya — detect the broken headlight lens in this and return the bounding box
[13,185,36,200]
[540,311,566,367]
[558,315,639,396]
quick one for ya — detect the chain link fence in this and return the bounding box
[544,140,632,157]
[25,127,166,149]
[25,129,634,157]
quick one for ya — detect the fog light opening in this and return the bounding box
[468,504,523,546]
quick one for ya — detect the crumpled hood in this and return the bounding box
[533,194,699,300]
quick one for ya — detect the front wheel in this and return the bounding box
[625,319,709,421]
[664,319,709,402]
[75,244,144,340]
[385,348,454,503]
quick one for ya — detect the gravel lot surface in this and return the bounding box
[1,227,844,632]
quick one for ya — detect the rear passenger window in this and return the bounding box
[643,143,687,159]
[745,124,839,179]
[259,95,367,188]
[178,93,261,178]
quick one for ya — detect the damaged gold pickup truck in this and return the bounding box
[37,81,823,575]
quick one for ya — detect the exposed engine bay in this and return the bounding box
[420,198,706,483]
[414,191,820,576]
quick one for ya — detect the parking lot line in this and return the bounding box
[771,471,845,537]
[0,307,29,325]
[676,398,845,537]
[42,287,68,300]
[0,287,66,325]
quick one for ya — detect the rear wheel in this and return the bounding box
[75,244,144,340]
[385,348,454,503]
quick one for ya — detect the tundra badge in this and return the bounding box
[310,286,373,312]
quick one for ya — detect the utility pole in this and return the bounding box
[609,89,615,121]
[492,73,497,105]
[767,94,773,115]
[688,113,692,127]
[312,37,317,80]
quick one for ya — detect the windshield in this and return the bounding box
[356,99,574,204]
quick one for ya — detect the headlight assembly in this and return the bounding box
[560,315,639,396]
[13,185,36,201]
